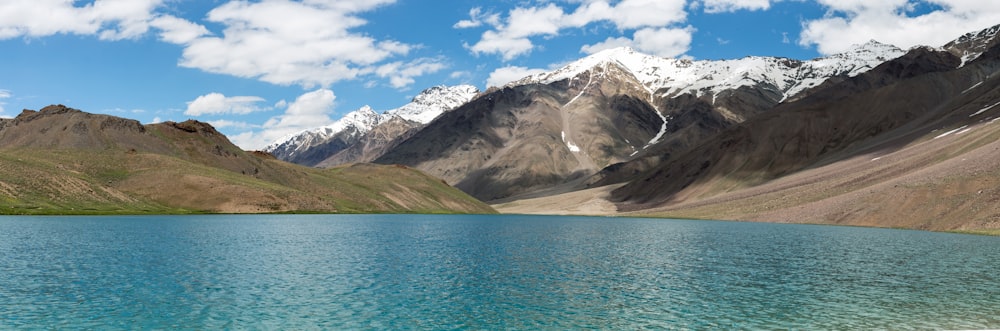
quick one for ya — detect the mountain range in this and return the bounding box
[268,23,1000,232]
[271,32,907,199]
[265,85,480,166]
[6,23,1000,232]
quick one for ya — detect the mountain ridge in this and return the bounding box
[367,36,910,202]
[0,105,495,215]
[264,85,479,166]
[495,23,1000,232]
[512,40,904,103]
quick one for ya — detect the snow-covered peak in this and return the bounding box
[327,106,382,134]
[944,23,1000,66]
[820,40,904,68]
[510,42,906,102]
[264,85,479,154]
[515,47,674,86]
[264,106,382,153]
[385,85,480,124]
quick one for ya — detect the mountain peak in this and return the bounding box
[357,105,376,114]
[511,41,904,101]
[386,84,480,124]
[264,84,480,163]
[512,46,666,87]
[943,23,1000,66]
[845,40,903,56]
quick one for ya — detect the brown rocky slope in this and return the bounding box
[0,105,495,214]
[500,25,1000,233]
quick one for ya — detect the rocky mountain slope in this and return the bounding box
[374,40,903,202]
[0,105,495,215]
[499,23,1000,232]
[265,85,479,166]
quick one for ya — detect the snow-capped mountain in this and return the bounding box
[265,85,479,165]
[513,41,905,102]
[944,23,1000,66]
[374,39,913,201]
[385,85,480,123]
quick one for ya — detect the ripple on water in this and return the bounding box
[0,215,998,329]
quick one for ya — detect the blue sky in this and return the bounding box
[1,0,999,149]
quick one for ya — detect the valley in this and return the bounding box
[5,23,1000,232]
[268,24,1000,232]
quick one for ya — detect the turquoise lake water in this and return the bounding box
[0,214,998,329]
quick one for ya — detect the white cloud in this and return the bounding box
[207,119,258,130]
[631,27,695,58]
[486,66,548,88]
[0,0,162,40]
[460,0,689,60]
[274,100,288,109]
[230,89,337,150]
[800,0,1000,55]
[450,71,472,80]
[185,93,267,116]
[164,0,436,89]
[701,0,773,13]
[0,1,436,89]
[149,15,209,44]
[453,7,501,29]
[375,59,448,89]
[581,36,635,55]
[581,26,694,58]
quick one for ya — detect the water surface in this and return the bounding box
[1,214,998,329]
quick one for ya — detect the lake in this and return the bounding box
[0,214,998,329]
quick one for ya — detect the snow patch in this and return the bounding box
[963,81,985,94]
[970,101,1000,117]
[934,126,968,139]
[566,141,581,152]
[562,131,581,152]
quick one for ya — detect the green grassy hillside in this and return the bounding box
[0,106,495,215]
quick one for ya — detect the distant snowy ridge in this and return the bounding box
[512,41,906,103]
[265,85,479,155]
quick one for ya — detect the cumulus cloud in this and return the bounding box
[459,0,689,60]
[486,66,548,88]
[800,0,1000,55]
[164,0,441,89]
[207,119,258,130]
[0,0,162,40]
[0,1,440,91]
[375,59,448,89]
[701,0,773,13]
[581,26,695,58]
[453,7,501,29]
[185,93,267,116]
[229,89,337,150]
[149,15,209,44]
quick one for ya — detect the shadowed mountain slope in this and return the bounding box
[375,70,664,201]
[605,34,1000,231]
[371,42,901,202]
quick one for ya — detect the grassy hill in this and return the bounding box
[0,105,495,215]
